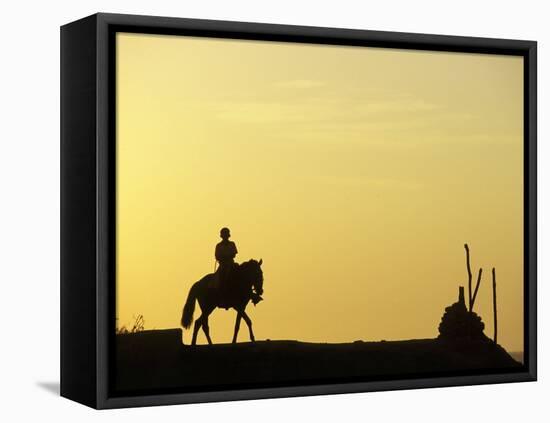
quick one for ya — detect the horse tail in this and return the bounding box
[181,282,199,329]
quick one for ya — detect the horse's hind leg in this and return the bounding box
[202,315,213,345]
[232,312,242,344]
[192,315,203,345]
[241,311,255,342]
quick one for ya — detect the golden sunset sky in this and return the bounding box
[116,33,524,352]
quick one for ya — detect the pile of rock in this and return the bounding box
[438,286,485,339]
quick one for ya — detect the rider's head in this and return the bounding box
[220,227,231,240]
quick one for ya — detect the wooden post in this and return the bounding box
[464,244,472,311]
[458,286,465,307]
[471,268,483,311]
[492,267,498,344]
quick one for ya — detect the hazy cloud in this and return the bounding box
[275,79,326,89]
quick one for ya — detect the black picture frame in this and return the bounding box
[61,12,537,409]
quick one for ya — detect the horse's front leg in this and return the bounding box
[241,310,255,342]
[232,311,242,344]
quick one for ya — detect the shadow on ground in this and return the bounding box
[36,381,60,396]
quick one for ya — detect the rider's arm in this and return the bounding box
[215,243,222,261]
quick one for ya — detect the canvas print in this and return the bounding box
[114,32,525,394]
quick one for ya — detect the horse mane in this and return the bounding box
[237,259,262,281]
[239,259,259,269]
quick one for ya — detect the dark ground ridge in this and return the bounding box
[115,329,522,393]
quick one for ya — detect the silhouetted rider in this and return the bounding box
[214,227,238,294]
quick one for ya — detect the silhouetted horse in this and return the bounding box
[181,259,264,345]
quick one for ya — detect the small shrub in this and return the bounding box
[116,314,145,334]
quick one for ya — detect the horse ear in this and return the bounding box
[259,259,263,266]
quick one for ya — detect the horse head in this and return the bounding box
[245,258,264,296]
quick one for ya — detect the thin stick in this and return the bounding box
[492,267,498,344]
[464,244,472,311]
[471,268,483,311]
